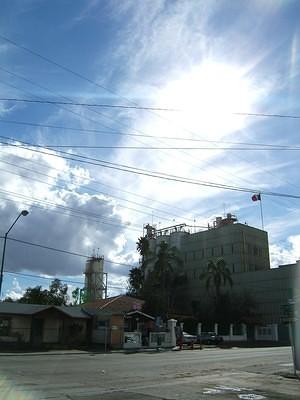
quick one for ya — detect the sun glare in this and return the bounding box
[158,62,258,139]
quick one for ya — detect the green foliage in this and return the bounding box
[140,241,183,318]
[136,236,150,259]
[72,287,80,305]
[200,258,233,299]
[79,288,88,303]
[1,296,16,303]
[127,267,144,298]
[18,279,69,305]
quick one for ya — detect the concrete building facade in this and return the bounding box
[144,214,270,281]
[143,215,299,342]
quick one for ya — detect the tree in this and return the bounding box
[18,279,69,306]
[200,258,233,300]
[136,236,150,260]
[48,279,69,305]
[72,287,80,305]
[127,267,144,298]
[18,286,50,305]
[1,296,16,303]
[143,241,183,317]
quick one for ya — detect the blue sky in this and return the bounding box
[0,0,300,300]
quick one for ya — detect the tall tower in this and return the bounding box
[84,256,105,302]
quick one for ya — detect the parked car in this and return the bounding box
[182,331,198,344]
[198,332,223,345]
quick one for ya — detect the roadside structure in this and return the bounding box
[0,295,150,349]
[0,303,90,347]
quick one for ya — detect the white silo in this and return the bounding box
[84,256,105,302]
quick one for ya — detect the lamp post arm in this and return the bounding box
[6,213,23,236]
[0,210,28,298]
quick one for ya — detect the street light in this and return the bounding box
[0,210,29,297]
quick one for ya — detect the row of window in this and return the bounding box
[185,262,265,280]
[183,243,265,262]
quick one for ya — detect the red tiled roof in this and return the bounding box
[84,295,144,313]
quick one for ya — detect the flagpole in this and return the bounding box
[259,193,264,230]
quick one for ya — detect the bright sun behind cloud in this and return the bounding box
[157,62,260,140]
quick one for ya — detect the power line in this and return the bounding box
[2,63,297,196]
[2,35,299,205]
[0,163,173,225]
[1,236,136,269]
[0,33,140,107]
[4,270,126,290]
[0,97,176,112]
[0,151,192,223]
[15,144,300,151]
[2,97,300,120]
[1,135,300,199]
[1,118,298,150]
[0,121,190,215]
[0,182,141,232]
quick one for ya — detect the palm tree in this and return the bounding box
[136,236,150,261]
[127,267,144,297]
[200,258,233,300]
[151,241,183,316]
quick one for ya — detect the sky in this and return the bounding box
[0,0,300,300]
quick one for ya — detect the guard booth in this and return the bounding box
[123,310,155,348]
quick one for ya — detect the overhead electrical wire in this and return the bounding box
[1,118,298,149]
[0,186,141,232]
[0,58,291,197]
[3,33,300,122]
[0,162,176,224]
[2,97,300,120]
[1,135,300,200]
[2,236,135,268]
[1,34,299,204]
[16,144,300,151]
[0,149,193,223]
[4,271,126,290]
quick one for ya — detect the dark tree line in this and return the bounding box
[2,279,69,306]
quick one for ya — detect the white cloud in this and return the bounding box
[0,144,131,278]
[270,235,300,268]
[5,278,23,300]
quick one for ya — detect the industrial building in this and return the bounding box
[144,213,270,277]
[143,215,299,342]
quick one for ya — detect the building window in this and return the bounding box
[193,269,197,278]
[232,263,235,273]
[0,319,10,336]
[258,248,262,257]
[211,247,214,256]
[184,252,187,263]
[193,251,196,261]
[221,246,224,256]
[253,246,258,256]
[231,244,234,254]
[202,249,204,258]
[258,326,272,336]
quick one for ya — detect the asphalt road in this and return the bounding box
[0,347,299,400]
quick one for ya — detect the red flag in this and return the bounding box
[252,193,261,201]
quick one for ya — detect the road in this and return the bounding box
[0,347,299,399]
